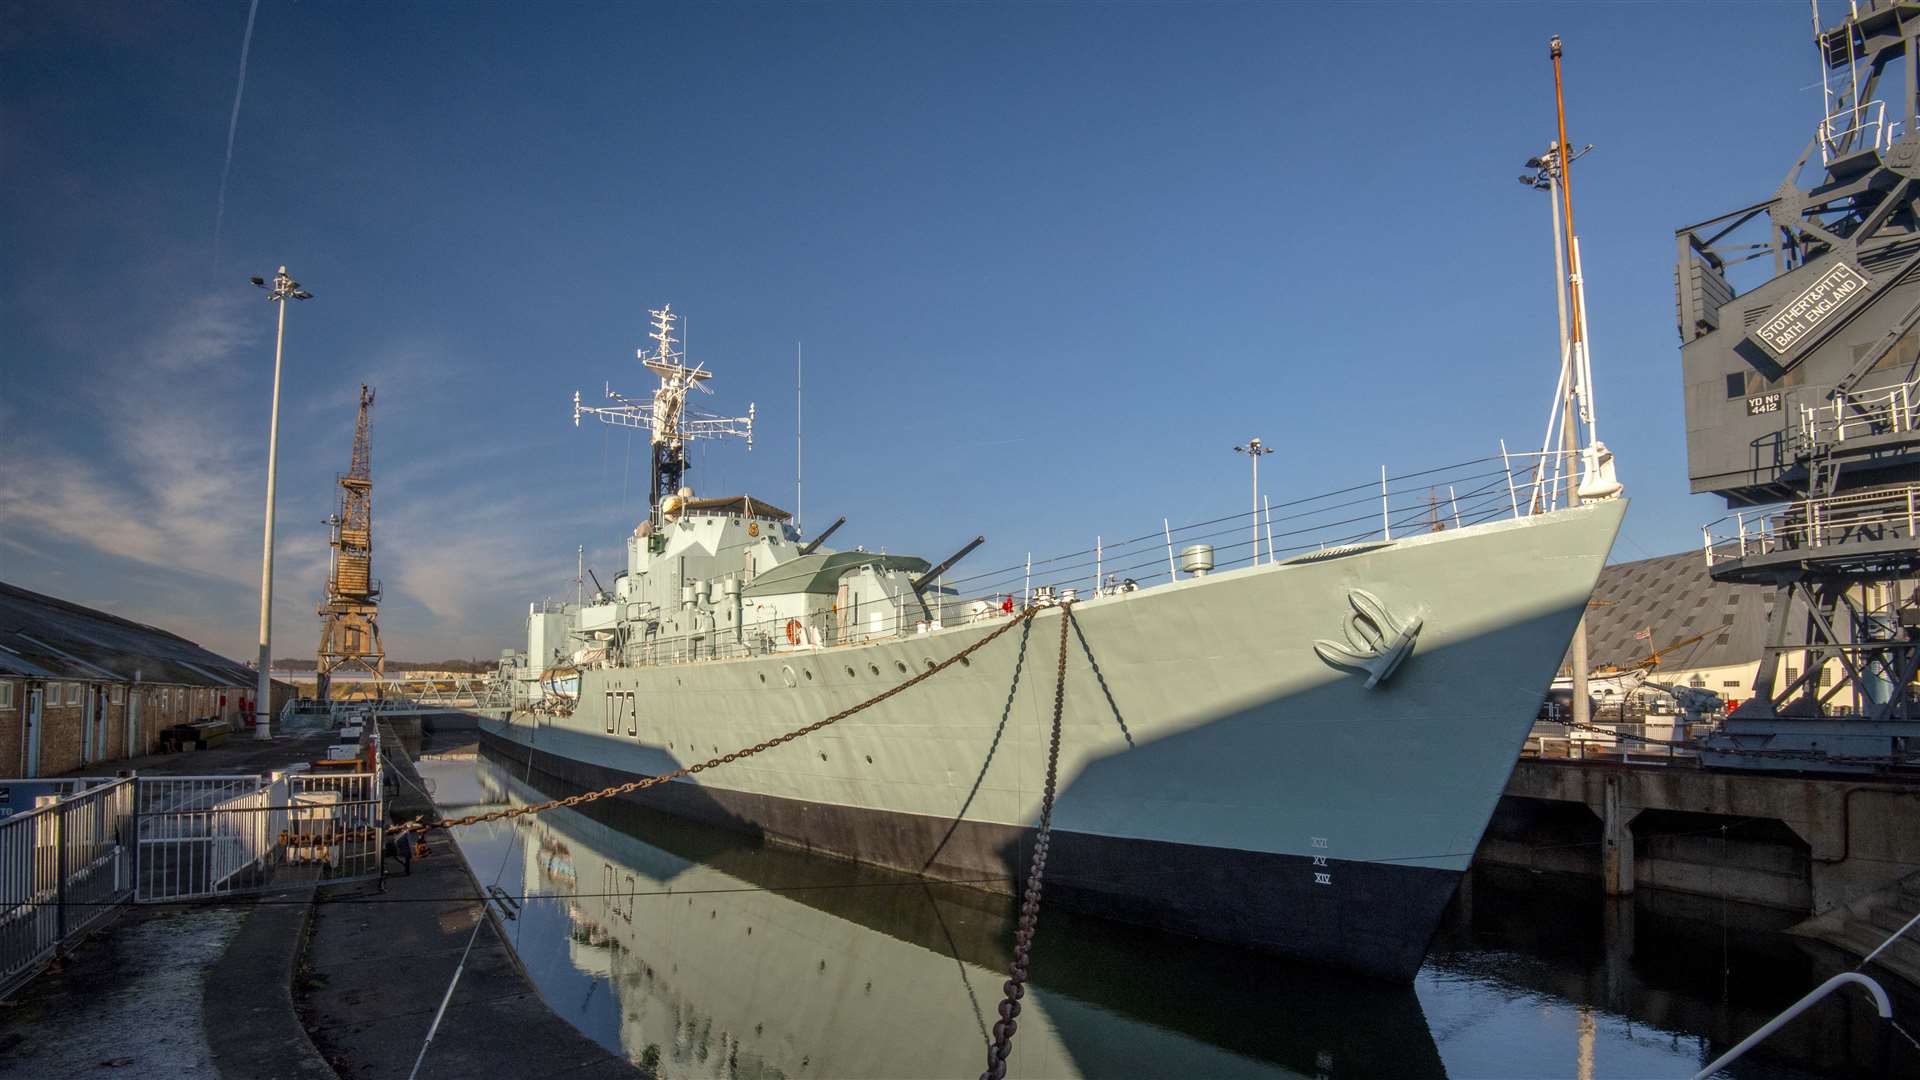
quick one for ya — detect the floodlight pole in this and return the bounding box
[252,266,309,739]
[1235,438,1274,565]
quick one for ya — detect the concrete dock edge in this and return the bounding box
[204,891,335,1080]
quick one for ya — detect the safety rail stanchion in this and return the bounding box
[53,801,66,946]
[1690,973,1891,1079]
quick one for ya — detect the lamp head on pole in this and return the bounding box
[1233,438,1274,457]
[1519,144,1593,192]
[251,266,313,302]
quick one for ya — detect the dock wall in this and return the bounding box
[1477,759,1920,984]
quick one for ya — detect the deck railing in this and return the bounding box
[1796,372,1920,452]
[1701,481,1920,567]
[507,446,1601,700]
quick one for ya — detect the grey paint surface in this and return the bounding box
[501,501,1623,867]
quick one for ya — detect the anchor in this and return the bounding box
[1313,589,1423,689]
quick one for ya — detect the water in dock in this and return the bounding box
[416,750,1915,1079]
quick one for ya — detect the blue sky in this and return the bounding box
[1,2,1824,659]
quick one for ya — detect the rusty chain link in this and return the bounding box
[389,603,1044,836]
[981,601,1073,1080]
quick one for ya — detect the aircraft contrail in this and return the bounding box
[212,0,260,270]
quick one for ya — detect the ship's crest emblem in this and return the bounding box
[1313,589,1422,689]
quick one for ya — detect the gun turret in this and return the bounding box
[912,536,986,596]
[799,516,846,556]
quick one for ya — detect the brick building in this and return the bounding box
[0,582,293,777]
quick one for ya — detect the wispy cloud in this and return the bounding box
[211,0,260,270]
[0,292,267,587]
[2,280,597,658]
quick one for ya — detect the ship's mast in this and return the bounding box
[573,304,755,527]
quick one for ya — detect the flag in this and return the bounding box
[1633,627,1652,640]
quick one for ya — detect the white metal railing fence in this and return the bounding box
[374,677,510,712]
[0,777,135,1000]
[1796,373,1920,451]
[0,719,383,995]
[1819,98,1889,165]
[135,769,382,904]
[1701,481,1920,566]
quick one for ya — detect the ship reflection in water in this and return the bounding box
[420,752,1910,1079]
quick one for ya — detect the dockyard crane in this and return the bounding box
[316,384,385,701]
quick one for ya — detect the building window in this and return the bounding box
[111,685,124,704]
[0,683,12,709]
[1785,667,1800,684]
[67,683,81,705]
[1820,667,1834,688]
[1723,680,1741,688]
[1726,372,1746,399]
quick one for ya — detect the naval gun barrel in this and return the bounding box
[912,535,986,596]
[799,516,847,556]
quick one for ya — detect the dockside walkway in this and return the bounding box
[0,724,636,1079]
[298,724,633,1079]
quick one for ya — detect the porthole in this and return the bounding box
[864,754,873,764]
[781,666,797,688]
[803,669,814,681]
[845,666,856,678]
[818,751,828,762]
[869,664,880,676]
[758,673,766,684]
[959,655,971,668]
[924,657,936,671]
[895,660,909,674]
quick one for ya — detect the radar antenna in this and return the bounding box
[572,304,754,523]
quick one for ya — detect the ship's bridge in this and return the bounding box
[678,495,791,523]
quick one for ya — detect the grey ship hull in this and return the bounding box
[480,499,1625,981]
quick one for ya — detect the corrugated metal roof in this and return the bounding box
[0,645,61,679]
[0,581,260,687]
[1567,550,1778,674]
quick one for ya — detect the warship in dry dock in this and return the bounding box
[480,305,1626,981]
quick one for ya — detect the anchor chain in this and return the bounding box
[389,603,1043,835]
[982,601,1073,1080]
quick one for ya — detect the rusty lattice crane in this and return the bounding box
[316,384,384,701]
